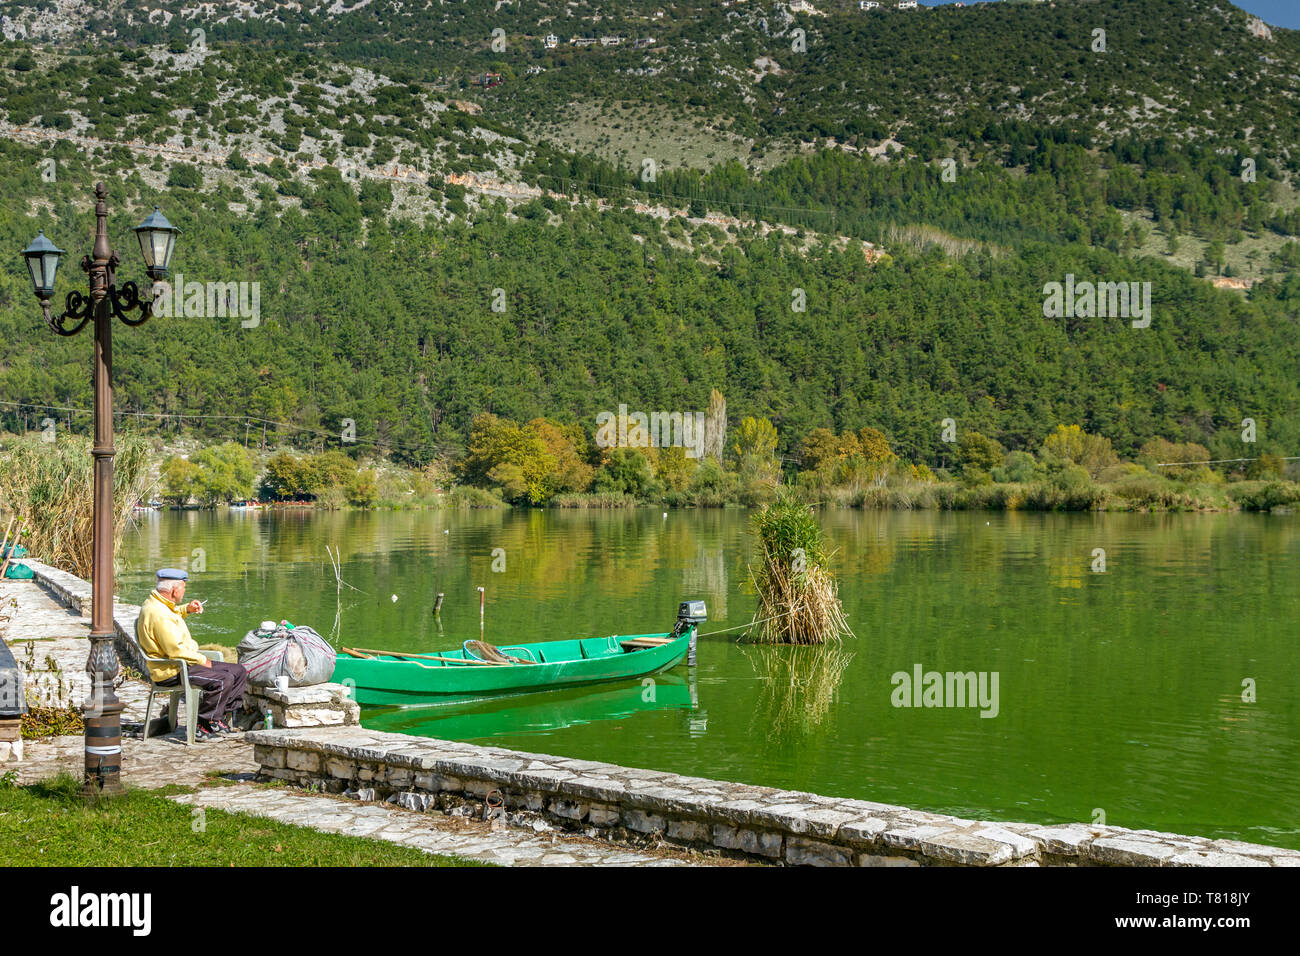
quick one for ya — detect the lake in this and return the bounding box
[120,507,1300,849]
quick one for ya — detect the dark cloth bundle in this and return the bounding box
[236,624,335,687]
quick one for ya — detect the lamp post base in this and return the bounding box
[83,632,124,800]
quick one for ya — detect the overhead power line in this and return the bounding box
[0,399,453,458]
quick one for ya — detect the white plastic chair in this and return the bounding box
[139,646,223,747]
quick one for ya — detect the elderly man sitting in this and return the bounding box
[136,568,247,740]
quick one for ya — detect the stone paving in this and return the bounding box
[0,575,152,721]
[11,734,702,866]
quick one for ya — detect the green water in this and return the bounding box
[120,508,1300,848]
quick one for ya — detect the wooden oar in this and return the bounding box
[396,654,510,667]
[0,522,22,580]
[0,517,15,569]
[345,645,492,663]
[341,646,508,666]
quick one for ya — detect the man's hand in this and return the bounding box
[186,600,203,615]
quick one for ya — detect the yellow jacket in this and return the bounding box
[135,590,208,682]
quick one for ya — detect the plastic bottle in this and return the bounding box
[264,709,273,729]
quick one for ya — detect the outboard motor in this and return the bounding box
[675,600,707,666]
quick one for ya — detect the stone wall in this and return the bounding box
[238,683,360,730]
[0,718,21,765]
[22,558,144,672]
[245,726,1300,867]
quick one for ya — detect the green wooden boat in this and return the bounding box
[360,676,695,739]
[333,601,705,707]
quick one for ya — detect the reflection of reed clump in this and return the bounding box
[744,645,854,737]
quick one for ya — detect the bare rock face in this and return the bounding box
[1247,17,1273,41]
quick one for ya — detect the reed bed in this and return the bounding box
[746,489,853,644]
[0,432,154,577]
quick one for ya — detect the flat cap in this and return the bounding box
[156,568,189,581]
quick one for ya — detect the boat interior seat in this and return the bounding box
[533,640,583,664]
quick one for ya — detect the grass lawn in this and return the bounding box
[0,773,487,867]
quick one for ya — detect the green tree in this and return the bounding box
[1205,240,1226,275]
[593,448,658,498]
[800,428,842,473]
[261,452,310,500]
[1042,425,1120,480]
[192,443,256,505]
[958,431,1004,482]
[457,413,556,504]
[159,456,202,506]
[347,469,379,507]
[306,450,358,495]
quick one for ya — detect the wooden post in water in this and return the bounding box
[433,592,444,615]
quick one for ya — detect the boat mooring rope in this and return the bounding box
[698,608,795,641]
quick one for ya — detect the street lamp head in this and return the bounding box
[133,206,180,281]
[21,229,64,300]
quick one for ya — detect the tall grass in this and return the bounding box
[550,491,639,508]
[746,488,853,645]
[0,432,154,577]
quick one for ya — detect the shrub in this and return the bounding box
[346,470,379,508]
[689,456,731,507]
[1110,475,1185,510]
[958,431,1004,483]
[593,448,660,499]
[166,163,202,189]
[1229,482,1300,512]
[1024,465,1105,511]
[992,450,1040,484]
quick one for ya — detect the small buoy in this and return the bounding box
[444,529,450,534]
[391,594,398,602]
[663,512,668,518]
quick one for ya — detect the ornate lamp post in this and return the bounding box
[20,183,180,797]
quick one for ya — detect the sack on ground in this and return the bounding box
[237,624,335,687]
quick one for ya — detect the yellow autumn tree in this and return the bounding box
[1041,425,1119,479]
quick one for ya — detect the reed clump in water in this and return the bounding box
[746,488,854,644]
[0,432,153,577]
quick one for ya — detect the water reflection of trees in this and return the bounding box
[121,508,1300,658]
[682,543,728,620]
[743,644,854,739]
